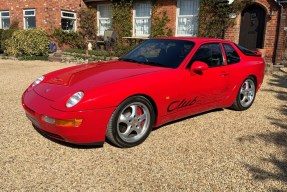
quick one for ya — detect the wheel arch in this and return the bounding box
[125,94,158,119]
[248,74,258,90]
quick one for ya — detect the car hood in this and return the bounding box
[34,60,168,101]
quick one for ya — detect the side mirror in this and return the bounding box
[190,61,209,73]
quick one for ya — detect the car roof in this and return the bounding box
[154,37,233,44]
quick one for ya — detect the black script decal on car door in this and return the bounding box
[167,97,197,112]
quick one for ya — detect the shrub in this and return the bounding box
[0,29,17,53]
[52,29,86,49]
[78,8,97,41]
[5,29,49,57]
[151,9,172,37]
[0,29,3,53]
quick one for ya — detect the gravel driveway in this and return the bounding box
[0,59,286,191]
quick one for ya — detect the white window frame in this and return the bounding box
[23,9,36,29]
[97,4,112,36]
[61,11,77,31]
[0,11,10,29]
[133,2,152,37]
[176,0,199,37]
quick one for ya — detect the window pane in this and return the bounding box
[61,18,75,31]
[177,17,198,36]
[25,10,35,16]
[62,12,75,18]
[121,39,195,69]
[135,18,151,36]
[134,2,151,36]
[99,5,111,18]
[99,19,111,35]
[135,3,151,17]
[2,18,10,29]
[192,44,224,67]
[177,0,199,36]
[223,44,240,64]
[179,0,199,15]
[1,12,9,17]
[25,17,36,29]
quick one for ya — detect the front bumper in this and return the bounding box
[22,89,115,144]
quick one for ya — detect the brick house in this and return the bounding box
[0,0,286,64]
[0,0,86,31]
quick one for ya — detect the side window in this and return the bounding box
[192,43,224,67]
[223,44,240,64]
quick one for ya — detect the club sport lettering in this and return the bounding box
[167,97,198,112]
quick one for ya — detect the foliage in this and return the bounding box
[0,29,17,53]
[114,43,135,57]
[150,3,173,37]
[111,0,134,54]
[18,55,49,61]
[52,28,86,49]
[0,29,3,53]
[111,0,133,39]
[9,20,20,30]
[64,48,116,57]
[78,8,97,41]
[198,0,252,38]
[5,29,49,57]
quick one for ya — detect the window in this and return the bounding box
[0,11,10,29]
[176,0,199,36]
[192,43,224,67]
[121,39,195,68]
[97,4,112,36]
[223,44,240,64]
[133,2,152,37]
[235,44,260,56]
[24,9,36,29]
[61,11,76,31]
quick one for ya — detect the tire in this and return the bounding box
[106,96,155,148]
[231,77,256,111]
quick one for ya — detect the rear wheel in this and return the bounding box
[231,77,256,111]
[106,96,155,148]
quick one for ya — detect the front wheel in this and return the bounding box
[106,96,155,148]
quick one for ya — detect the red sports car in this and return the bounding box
[22,38,265,148]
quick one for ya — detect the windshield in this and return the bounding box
[120,39,195,68]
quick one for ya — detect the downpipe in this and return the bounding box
[273,0,283,64]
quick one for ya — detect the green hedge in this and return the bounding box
[5,29,49,57]
[52,29,86,49]
[0,29,16,53]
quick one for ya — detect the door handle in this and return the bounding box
[220,72,229,77]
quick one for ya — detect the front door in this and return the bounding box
[239,5,266,50]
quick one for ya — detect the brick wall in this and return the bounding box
[0,0,86,31]
[153,0,177,36]
[2,0,285,64]
[225,0,287,64]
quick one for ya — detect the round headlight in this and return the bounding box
[32,76,44,87]
[66,91,84,108]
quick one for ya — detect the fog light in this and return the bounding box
[42,115,83,127]
[42,115,56,124]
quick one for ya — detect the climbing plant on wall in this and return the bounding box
[111,0,133,40]
[150,1,173,37]
[78,7,97,41]
[198,0,252,38]
[111,0,133,55]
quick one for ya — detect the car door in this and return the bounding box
[171,43,230,118]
